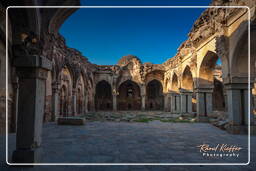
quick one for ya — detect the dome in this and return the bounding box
[117,55,141,66]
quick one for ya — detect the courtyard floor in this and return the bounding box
[1,121,256,171]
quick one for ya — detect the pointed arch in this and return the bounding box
[171,72,179,92]
[117,80,141,110]
[146,79,164,110]
[95,80,113,111]
[181,65,194,91]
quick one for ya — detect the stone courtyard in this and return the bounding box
[0,0,256,169]
[1,120,256,170]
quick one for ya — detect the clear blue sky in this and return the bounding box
[60,0,212,65]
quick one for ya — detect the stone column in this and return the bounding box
[170,93,175,113]
[141,83,146,111]
[112,76,118,111]
[91,93,95,112]
[141,95,146,111]
[180,93,186,114]
[223,86,228,112]
[11,77,19,133]
[113,94,117,111]
[51,82,59,121]
[12,55,51,163]
[225,83,256,134]
[164,93,169,111]
[170,92,180,113]
[180,91,193,114]
[195,88,213,122]
[84,93,88,113]
[72,89,77,116]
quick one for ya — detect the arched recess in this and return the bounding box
[164,77,171,93]
[181,66,194,91]
[59,67,73,116]
[117,80,141,110]
[171,73,179,92]
[146,79,164,110]
[59,85,68,117]
[76,75,85,115]
[95,80,113,111]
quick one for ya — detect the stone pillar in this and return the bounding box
[141,95,146,111]
[196,88,213,122]
[164,93,169,111]
[72,89,77,116]
[170,93,174,113]
[91,93,95,112]
[141,83,146,111]
[113,94,117,111]
[51,82,59,121]
[180,93,186,114]
[84,93,88,113]
[223,87,228,112]
[170,92,180,113]
[180,91,193,114]
[225,83,256,134]
[11,77,19,133]
[112,76,118,111]
[12,55,51,163]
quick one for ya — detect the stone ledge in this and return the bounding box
[57,117,85,125]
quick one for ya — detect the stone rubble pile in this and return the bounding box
[209,111,229,130]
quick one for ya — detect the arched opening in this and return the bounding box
[146,79,164,110]
[199,51,219,86]
[181,66,195,113]
[117,80,141,110]
[95,80,113,111]
[199,51,225,113]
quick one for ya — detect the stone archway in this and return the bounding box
[117,80,141,110]
[95,80,113,111]
[146,79,164,110]
[226,25,256,133]
[197,51,225,120]
[199,51,219,86]
[181,66,194,113]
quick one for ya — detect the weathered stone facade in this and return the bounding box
[0,0,256,163]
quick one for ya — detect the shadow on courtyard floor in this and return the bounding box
[1,121,256,171]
